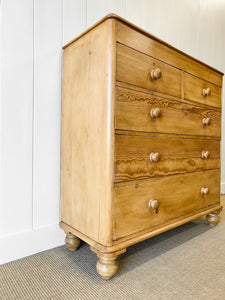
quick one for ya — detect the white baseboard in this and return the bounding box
[222,182,225,194]
[0,223,65,265]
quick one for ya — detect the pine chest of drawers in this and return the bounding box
[60,14,223,280]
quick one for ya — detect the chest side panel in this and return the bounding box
[61,20,115,244]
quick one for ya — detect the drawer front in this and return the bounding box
[114,170,220,240]
[116,86,221,137]
[115,135,220,182]
[117,43,182,98]
[184,72,221,108]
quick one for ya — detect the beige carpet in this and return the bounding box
[1,196,225,300]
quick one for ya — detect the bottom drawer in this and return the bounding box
[113,170,220,240]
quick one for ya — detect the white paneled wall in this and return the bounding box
[33,0,62,229]
[1,0,34,236]
[0,0,225,264]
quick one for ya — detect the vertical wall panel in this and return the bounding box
[108,0,125,17]
[0,0,2,234]
[63,0,87,45]
[125,0,142,27]
[142,0,198,53]
[196,0,215,65]
[33,0,63,229]
[87,0,107,27]
[142,0,169,40]
[0,0,33,235]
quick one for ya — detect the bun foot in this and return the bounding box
[96,254,118,280]
[206,211,220,226]
[65,233,80,251]
[90,246,126,280]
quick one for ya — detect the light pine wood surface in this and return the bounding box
[1,0,225,268]
[116,19,223,86]
[116,43,182,98]
[61,18,116,244]
[60,14,223,280]
[116,86,221,137]
[114,170,220,240]
[115,134,220,182]
[184,72,221,108]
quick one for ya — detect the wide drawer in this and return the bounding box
[115,134,220,182]
[116,86,221,137]
[113,170,220,240]
[184,72,221,108]
[117,43,182,98]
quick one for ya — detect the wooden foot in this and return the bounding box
[65,233,80,251]
[206,211,221,226]
[90,246,126,280]
[96,253,118,280]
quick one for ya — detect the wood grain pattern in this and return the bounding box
[62,14,223,81]
[61,19,115,244]
[60,201,222,251]
[116,43,182,98]
[184,72,221,109]
[115,134,220,182]
[60,14,223,280]
[116,20,223,86]
[115,130,220,141]
[116,81,222,111]
[116,86,221,137]
[114,170,220,240]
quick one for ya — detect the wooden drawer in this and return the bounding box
[116,86,221,137]
[117,43,182,98]
[115,134,220,182]
[114,170,220,240]
[184,72,221,109]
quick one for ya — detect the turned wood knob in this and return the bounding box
[203,87,211,97]
[151,68,162,80]
[149,152,160,163]
[149,199,160,210]
[201,187,209,195]
[202,117,211,126]
[202,150,210,159]
[150,107,161,118]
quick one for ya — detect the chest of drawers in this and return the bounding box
[60,14,223,280]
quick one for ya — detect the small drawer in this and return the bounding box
[117,43,182,98]
[116,86,221,137]
[184,72,221,108]
[113,170,220,240]
[115,134,220,182]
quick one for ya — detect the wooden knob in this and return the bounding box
[202,118,211,126]
[202,151,210,159]
[149,152,160,163]
[149,199,160,210]
[203,87,211,97]
[201,187,209,195]
[150,107,161,118]
[151,68,162,80]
